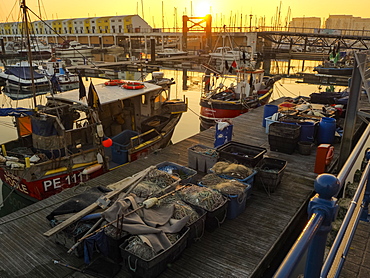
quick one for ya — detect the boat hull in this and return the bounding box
[0,165,105,216]
[199,90,272,130]
[314,66,353,76]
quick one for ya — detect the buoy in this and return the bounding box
[82,163,103,175]
[102,138,113,148]
[123,81,145,90]
[143,197,159,208]
[104,79,124,86]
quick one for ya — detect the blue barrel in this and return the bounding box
[317,117,336,144]
[214,123,233,148]
[299,121,316,142]
[262,104,279,127]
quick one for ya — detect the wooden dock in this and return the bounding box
[0,98,327,278]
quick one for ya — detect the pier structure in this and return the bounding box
[1,92,370,277]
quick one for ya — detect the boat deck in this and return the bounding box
[0,97,342,278]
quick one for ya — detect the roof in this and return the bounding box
[47,81,162,106]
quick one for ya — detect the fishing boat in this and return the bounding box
[199,63,281,130]
[209,46,251,64]
[157,48,188,57]
[0,1,187,216]
[54,40,94,56]
[0,61,50,95]
[39,58,80,92]
[0,73,187,216]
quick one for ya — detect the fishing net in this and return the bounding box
[143,168,178,188]
[157,195,200,225]
[125,236,157,260]
[211,161,253,179]
[189,145,218,157]
[201,173,247,195]
[132,180,164,198]
[125,232,181,260]
[178,185,225,211]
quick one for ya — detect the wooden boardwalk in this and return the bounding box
[0,98,324,278]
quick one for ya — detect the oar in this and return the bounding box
[53,259,84,272]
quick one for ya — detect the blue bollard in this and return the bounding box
[305,174,339,278]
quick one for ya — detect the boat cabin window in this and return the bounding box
[142,95,148,105]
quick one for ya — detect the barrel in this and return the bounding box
[317,117,336,144]
[298,121,316,142]
[262,104,278,127]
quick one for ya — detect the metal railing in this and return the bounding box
[274,123,370,278]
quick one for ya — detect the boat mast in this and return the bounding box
[22,0,37,108]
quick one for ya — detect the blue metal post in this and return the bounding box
[305,174,339,278]
[360,150,370,221]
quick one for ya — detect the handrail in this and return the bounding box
[274,122,370,278]
[336,123,370,188]
[321,160,370,277]
[274,213,324,277]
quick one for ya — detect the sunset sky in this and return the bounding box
[0,0,368,28]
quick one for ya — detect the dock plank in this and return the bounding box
[0,97,324,277]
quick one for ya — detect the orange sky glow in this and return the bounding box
[0,0,368,28]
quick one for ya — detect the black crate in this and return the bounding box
[120,227,189,278]
[216,141,267,167]
[268,122,301,139]
[268,135,298,155]
[187,206,207,245]
[255,158,287,193]
[204,199,228,232]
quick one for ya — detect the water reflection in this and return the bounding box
[0,54,346,145]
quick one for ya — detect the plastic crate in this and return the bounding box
[156,161,197,184]
[120,227,189,278]
[186,206,207,245]
[268,122,301,139]
[255,158,287,193]
[111,130,139,164]
[188,144,218,173]
[265,116,279,133]
[204,199,228,232]
[226,184,252,220]
[178,184,228,233]
[216,141,267,167]
[268,134,298,154]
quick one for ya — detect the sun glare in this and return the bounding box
[193,1,211,17]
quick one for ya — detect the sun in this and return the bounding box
[193,1,212,17]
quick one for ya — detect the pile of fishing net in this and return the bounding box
[124,232,181,260]
[211,161,253,180]
[200,173,248,195]
[158,195,201,225]
[177,184,226,211]
[132,169,179,198]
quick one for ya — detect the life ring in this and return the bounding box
[105,79,124,86]
[123,81,145,90]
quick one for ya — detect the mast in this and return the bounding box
[22,0,37,108]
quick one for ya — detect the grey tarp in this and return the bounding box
[102,194,189,253]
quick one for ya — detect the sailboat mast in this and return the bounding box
[22,0,37,108]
